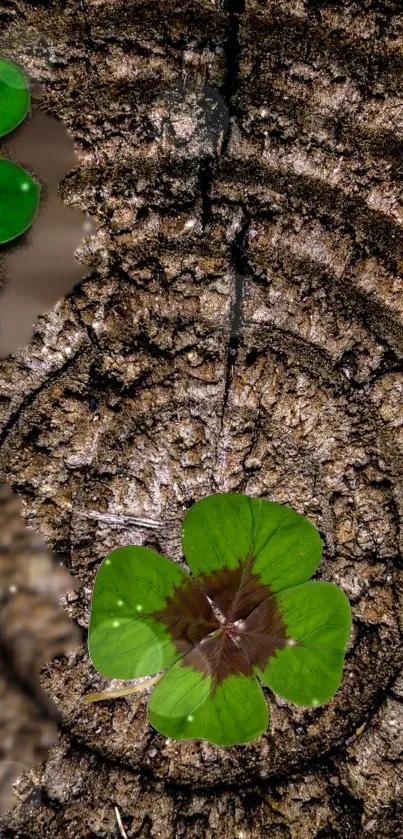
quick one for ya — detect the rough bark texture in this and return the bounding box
[0,0,402,836]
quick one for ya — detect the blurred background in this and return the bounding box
[0,87,93,357]
[0,483,80,814]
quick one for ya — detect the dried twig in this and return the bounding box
[77,510,177,529]
[82,674,161,704]
[114,806,129,839]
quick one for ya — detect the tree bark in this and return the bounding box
[0,0,402,836]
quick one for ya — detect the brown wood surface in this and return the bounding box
[0,1,402,836]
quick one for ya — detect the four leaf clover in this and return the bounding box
[88,494,352,747]
[0,56,40,244]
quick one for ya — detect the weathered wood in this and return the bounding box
[0,0,402,836]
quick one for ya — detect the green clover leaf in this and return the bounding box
[0,160,40,244]
[87,494,352,747]
[0,57,30,138]
[0,56,40,244]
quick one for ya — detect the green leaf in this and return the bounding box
[0,57,30,138]
[0,160,40,244]
[257,581,352,706]
[182,493,322,591]
[148,658,269,746]
[88,546,192,680]
[86,494,351,746]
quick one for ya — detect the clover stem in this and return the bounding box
[82,674,161,703]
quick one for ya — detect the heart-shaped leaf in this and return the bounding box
[88,546,193,680]
[0,57,30,138]
[0,160,40,244]
[148,663,269,746]
[87,494,352,747]
[257,581,352,705]
[182,493,322,589]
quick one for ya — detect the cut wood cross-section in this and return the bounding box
[0,1,402,837]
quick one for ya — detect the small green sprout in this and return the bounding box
[86,493,352,747]
[0,56,40,244]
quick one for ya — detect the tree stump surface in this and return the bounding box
[0,1,402,836]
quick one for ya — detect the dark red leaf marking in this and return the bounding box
[153,578,220,654]
[155,557,287,690]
